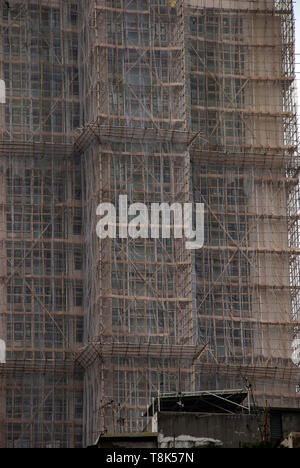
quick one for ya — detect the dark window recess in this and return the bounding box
[74,282,83,307]
[76,319,83,343]
[70,4,78,26]
[74,249,83,270]
[270,412,283,440]
[73,210,82,235]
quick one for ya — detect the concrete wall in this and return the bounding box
[157,410,300,448]
[157,412,263,448]
[281,412,300,436]
[95,410,300,448]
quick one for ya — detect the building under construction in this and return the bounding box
[0,0,299,448]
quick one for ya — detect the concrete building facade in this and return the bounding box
[0,0,299,448]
